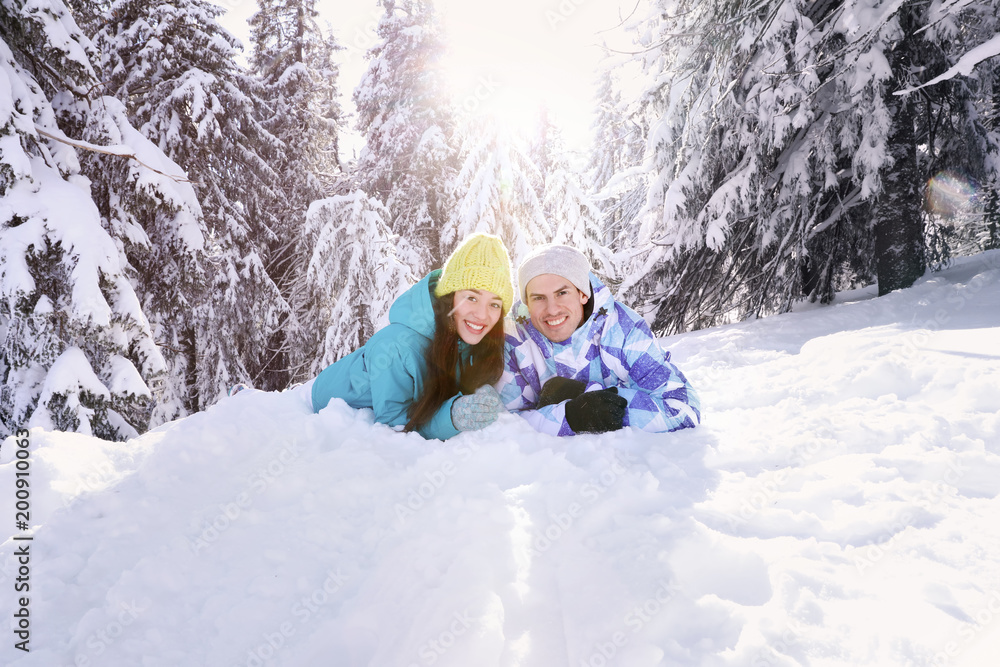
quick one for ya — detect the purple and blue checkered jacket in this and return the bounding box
[496,273,701,436]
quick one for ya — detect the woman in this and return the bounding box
[310,233,513,440]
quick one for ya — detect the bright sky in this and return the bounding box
[217,0,635,156]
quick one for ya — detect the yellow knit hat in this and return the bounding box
[434,233,514,315]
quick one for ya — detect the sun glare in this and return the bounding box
[436,0,619,150]
[443,59,549,140]
[222,0,632,153]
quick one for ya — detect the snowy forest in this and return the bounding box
[1,0,998,442]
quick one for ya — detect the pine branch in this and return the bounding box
[33,126,194,184]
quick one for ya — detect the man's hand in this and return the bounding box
[564,387,627,434]
[536,376,587,408]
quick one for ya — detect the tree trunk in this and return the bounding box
[874,20,925,296]
[985,76,1000,250]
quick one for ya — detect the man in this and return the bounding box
[497,244,700,436]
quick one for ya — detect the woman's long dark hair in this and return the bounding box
[404,292,505,432]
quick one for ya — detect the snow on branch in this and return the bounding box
[34,125,193,183]
[895,33,1000,96]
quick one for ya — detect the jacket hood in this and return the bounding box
[387,270,441,340]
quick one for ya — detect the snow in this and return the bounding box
[21,0,96,86]
[104,355,152,399]
[2,250,1000,666]
[1,154,117,327]
[27,347,111,436]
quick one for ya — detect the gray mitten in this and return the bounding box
[451,385,504,431]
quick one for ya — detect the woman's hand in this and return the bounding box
[451,385,505,431]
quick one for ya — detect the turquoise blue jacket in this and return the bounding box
[311,271,463,440]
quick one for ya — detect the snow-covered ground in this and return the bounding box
[3,250,1000,667]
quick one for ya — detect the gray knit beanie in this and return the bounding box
[517,245,592,303]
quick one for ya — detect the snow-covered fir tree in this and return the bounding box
[528,106,558,194]
[531,112,616,280]
[587,61,647,259]
[446,117,552,267]
[250,0,343,381]
[612,0,1000,333]
[250,0,342,257]
[54,94,204,425]
[295,191,411,376]
[353,0,456,276]
[1,0,171,439]
[545,167,616,281]
[72,0,291,410]
[913,2,1000,258]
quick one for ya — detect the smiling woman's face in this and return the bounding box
[451,289,503,344]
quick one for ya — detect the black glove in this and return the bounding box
[564,387,627,434]
[536,376,587,408]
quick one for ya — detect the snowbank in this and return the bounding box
[2,251,1000,666]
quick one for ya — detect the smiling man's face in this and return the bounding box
[525,273,589,343]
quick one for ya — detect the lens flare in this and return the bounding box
[925,171,977,217]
